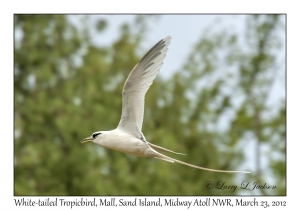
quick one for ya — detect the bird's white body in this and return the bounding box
[94,129,156,158]
[81,36,250,174]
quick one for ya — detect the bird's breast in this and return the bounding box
[98,132,154,157]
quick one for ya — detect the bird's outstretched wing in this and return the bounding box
[117,36,171,137]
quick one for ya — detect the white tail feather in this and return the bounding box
[148,142,185,155]
[154,152,250,174]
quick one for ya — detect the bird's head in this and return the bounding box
[81,131,103,144]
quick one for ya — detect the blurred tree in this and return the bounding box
[227,15,285,195]
[14,14,106,195]
[14,14,285,196]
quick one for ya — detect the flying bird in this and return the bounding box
[81,36,250,173]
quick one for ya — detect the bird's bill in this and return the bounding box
[80,136,94,143]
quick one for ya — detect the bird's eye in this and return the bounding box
[92,133,101,139]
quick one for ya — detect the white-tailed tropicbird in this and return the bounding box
[81,36,250,173]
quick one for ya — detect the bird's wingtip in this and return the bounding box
[164,35,171,41]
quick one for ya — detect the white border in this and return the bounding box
[1,0,297,209]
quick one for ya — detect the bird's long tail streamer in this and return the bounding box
[148,142,185,155]
[154,152,250,173]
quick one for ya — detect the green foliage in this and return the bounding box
[14,15,285,195]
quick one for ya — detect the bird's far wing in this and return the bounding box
[117,36,171,138]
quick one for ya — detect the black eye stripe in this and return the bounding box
[92,133,101,138]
